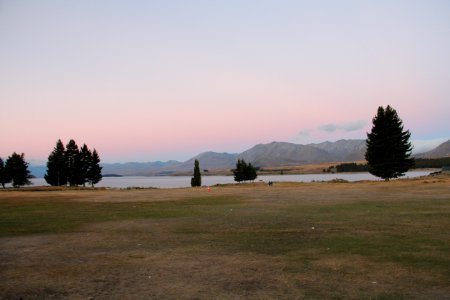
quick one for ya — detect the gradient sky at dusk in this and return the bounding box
[1,0,449,163]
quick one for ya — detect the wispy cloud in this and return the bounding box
[296,129,312,139]
[318,120,367,133]
[292,119,369,144]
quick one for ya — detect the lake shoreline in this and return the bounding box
[11,170,435,190]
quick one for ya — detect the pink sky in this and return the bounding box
[1,1,449,163]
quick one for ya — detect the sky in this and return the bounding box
[1,0,449,164]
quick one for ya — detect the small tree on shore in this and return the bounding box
[191,159,201,187]
[5,153,32,187]
[365,105,415,180]
[233,159,257,182]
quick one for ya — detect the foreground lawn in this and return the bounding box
[1,176,449,299]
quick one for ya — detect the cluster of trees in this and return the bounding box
[233,159,257,182]
[0,153,32,188]
[366,105,415,180]
[45,139,102,187]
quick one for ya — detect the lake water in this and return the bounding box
[29,171,432,189]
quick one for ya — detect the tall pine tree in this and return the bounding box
[5,153,32,187]
[45,139,68,186]
[365,105,415,180]
[191,159,202,187]
[87,149,102,187]
[79,144,92,187]
[65,139,82,186]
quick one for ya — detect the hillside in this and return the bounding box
[238,142,334,166]
[102,161,181,176]
[415,139,450,158]
[311,139,366,161]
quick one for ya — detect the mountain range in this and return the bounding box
[28,138,450,177]
[101,139,448,176]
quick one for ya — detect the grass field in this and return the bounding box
[1,175,449,299]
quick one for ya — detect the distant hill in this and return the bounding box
[179,152,238,171]
[101,161,181,176]
[310,139,366,161]
[28,165,47,178]
[415,139,450,158]
[101,152,238,176]
[238,142,334,166]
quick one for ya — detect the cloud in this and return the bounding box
[292,120,369,144]
[318,120,367,133]
[318,124,338,133]
[292,129,313,144]
[296,129,312,139]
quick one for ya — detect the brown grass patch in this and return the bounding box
[1,175,449,299]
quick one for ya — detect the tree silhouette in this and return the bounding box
[65,139,82,186]
[5,153,32,187]
[45,139,67,186]
[80,144,92,187]
[191,159,202,187]
[233,159,257,182]
[365,105,415,180]
[87,149,102,187]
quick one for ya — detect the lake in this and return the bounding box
[29,171,432,189]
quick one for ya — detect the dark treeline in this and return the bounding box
[45,139,102,187]
[324,163,369,173]
[414,158,450,169]
[325,157,450,174]
[337,163,369,172]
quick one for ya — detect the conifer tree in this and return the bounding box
[0,157,11,188]
[65,139,82,186]
[365,105,415,180]
[191,159,202,187]
[5,153,32,187]
[246,162,258,181]
[87,149,102,187]
[45,139,68,186]
[233,159,245,182]
[79,144,92,187]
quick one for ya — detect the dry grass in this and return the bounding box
[1,175,449,299]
